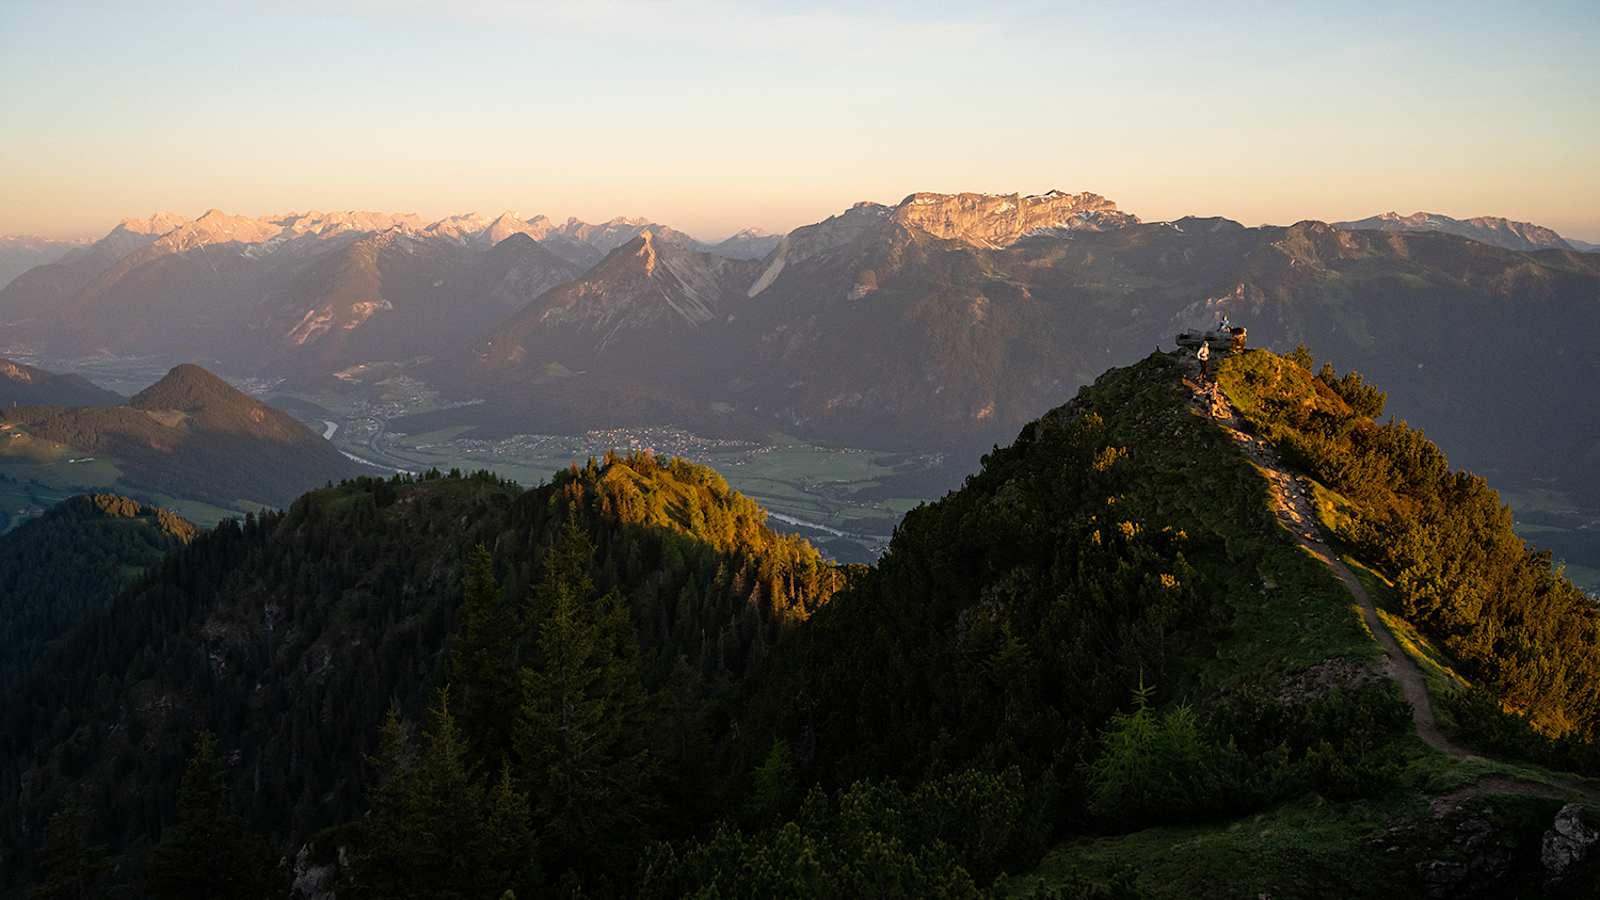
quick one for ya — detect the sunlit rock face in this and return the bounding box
[890,190,1138,248]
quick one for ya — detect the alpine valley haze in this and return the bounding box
[2,2,1599,899]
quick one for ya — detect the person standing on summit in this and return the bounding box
[1197,341,1211,380]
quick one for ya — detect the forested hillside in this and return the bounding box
[0,455,842,895]
[681,352,1418,895]
[1217,349,1600,761]
[0,494,194,693]
[5,353,1599,898]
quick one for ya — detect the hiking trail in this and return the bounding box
[1180,361,1600,806]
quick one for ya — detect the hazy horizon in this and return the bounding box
[4,0,1598,242]
[10,190,1600,246]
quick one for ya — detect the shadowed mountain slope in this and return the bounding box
[1,364,364,507]
[0,457,842,892]
[0,357,123,407]
[0,237,82,292]
[0,493,194,692]
[441,204,1600,512]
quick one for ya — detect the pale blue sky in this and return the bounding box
[2,0,1597,241]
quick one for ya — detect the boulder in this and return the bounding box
[291,841,347,900]
[1541,803,1598,883]
[1414,812,1514,899]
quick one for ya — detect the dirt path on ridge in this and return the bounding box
[1204,385,1467,755]
[1179,361,1600,805]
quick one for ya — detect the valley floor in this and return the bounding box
[5,348,1598,594]
[281,383,957,564]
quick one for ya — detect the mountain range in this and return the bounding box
[0,208,778,375]
[1330,211,1585,252]
[437,196,1600,516]
[0,236,85,292]
[3,192,1598,514]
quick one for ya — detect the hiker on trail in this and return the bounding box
[1197,341,1211,379]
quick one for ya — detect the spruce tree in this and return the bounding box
[145,732,277,900]
[30,796,108,900]
[452,544,518,766]
[517,518,657,875]
[744,739,797,824]
[408,690,483,899]
[356,694,535,899]
[481,762,537,893]
[355,704,419,900]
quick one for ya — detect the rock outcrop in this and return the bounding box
[1412,806,1518,899]
[1541,803,1599,885]
[890,190,1137,248]
[290,842,347,900]
[1369,795,1600,898]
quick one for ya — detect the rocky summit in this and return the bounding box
[890,189,1137,247]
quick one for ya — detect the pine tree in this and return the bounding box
[145,732,277,900]
[1288,343,1316,371]
[652,654,713,818]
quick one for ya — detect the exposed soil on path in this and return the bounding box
[1426,775,1580,814]
[1178,359,1600,805]
[1207,394,1468,754]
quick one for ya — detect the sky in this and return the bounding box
[2,0,1597,242]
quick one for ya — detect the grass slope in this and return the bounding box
[1012,349,1600,899]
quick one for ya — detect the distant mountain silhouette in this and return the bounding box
[0,236,82,291]
[1,363,366,507]
[1331,210,1576,252]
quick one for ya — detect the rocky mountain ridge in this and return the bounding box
[1332,210,1582,252]
[451,202,1600,474]
[21,207,760,264]
[890,189,1137,247]
[5,192,1599,535]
